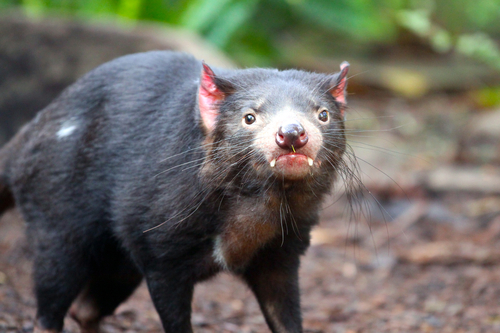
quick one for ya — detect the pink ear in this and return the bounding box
[330,61,349,105]
[199,62,225,132]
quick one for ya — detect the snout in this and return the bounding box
[275,121,308,150]
[253,115,322,181]
[269,120,314,179]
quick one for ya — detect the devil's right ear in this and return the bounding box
[328,61,349,105]
[198,62,233,133]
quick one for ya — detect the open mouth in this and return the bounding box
[270,153,313,168]
[269,153,314,179]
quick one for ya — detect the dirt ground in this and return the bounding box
[1,93,500,333]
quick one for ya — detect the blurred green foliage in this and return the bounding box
[1,0,500,68]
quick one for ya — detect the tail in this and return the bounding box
[0,143,15,215]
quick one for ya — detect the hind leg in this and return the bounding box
[69,250,143,333]
[33,239,92,333]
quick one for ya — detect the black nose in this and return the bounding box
[276,121,308,150]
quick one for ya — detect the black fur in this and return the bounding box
[0,51,348,333]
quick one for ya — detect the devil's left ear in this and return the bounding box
[328,61,349,105]
[198,62,233,133]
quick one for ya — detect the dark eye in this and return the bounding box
[318,110,329,122]
[244,114,256,125]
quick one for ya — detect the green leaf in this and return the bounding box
[293,0,394,42]
[206,0,259,48]
[78,0,115,16]
[179,0,232,31]
[138,0,170,22]
[21,0,45,16]
[397,9,431,37]
[117,0,142,20]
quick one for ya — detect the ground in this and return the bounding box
[1,93,500,333]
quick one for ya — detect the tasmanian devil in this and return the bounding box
[0,51,350,333]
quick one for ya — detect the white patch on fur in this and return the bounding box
[56,121,78,139]
[212,235,229,270]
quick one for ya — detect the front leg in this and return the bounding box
[242,248,303,333]
[145,269,195,333]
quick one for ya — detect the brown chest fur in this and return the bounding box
[214,196,283,270]
[214,191,315,270]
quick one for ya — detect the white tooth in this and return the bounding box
[270,159,276,168]
[308,157,314,166]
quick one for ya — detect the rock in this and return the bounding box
[421,165,500,194]
[468,109,500,139]
[398,241,500,265]
[455,109,500,165]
